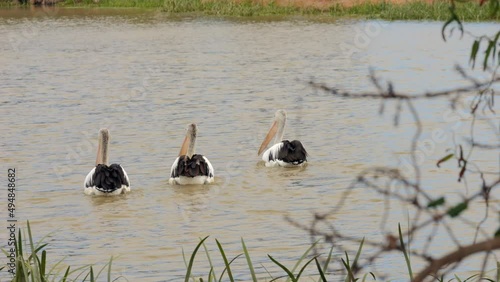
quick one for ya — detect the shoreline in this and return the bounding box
[0,0,498,21]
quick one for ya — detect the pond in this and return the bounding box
[0,7,498,281]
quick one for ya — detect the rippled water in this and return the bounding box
[0,7,498,281]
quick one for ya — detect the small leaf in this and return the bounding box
[341,257,356,282]
[295,256,319,280]
[484,41,495,71]
[436,154,454,168]
[185,236,210,282]
[398,224,413,280]
[314,258,327,282]
[458,145,464,164]
[470,40,480,68]
[215,239,235,282]
[447,202,468,217]
[441,6,463,42]
[268,255,296,281]
[241,238,257,282]
[90,266,95,282]
[458,165,467,182]
[62,266,71,282]
[427,197,445,209]
[494,227,500,237]
[108,256,113,282]
[441,17,454,41]
[41,250,46,278]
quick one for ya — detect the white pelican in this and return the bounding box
[258,109,308,167]
[84,128,130,195]
[169,123,214,185]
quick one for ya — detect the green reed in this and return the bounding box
[183,237,349,281]
[3,222,500,281]
[182,234,500,281]
[1,221,114,282]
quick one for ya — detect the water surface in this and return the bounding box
[1,8,498,281]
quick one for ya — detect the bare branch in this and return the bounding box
[308,75,500,100]
[413,237,500,282]
[294,67,500,280]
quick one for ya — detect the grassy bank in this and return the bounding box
[0,0,498,21]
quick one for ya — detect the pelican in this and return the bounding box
[84,128,130,195]
[169,123,214,185]
[258,109,308,167]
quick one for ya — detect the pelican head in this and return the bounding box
[96,128,110,166]
[179,123,197,157]
[258,109,287,156]
[274,109,287,125]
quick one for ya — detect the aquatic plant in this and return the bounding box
[3,222,499,281]
[1,221,115,282]
[181,236,371,281]
[182,235,500,281]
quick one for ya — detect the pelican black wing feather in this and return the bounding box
[275,140,308,165]
[173,154,211,178]
[91,164,129,193]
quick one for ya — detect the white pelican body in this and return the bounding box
[84,128,130,196]
[169,124,214,185]
[258,110,308,167]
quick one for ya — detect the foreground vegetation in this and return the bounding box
[2,222,114,282]
[4,223,500,281]
[0,0,499,21]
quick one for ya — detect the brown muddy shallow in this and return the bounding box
[0,9,498,281]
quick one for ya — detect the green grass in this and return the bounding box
[183,234,500,282]
[1,0,498,21]
[183,237,343,281]
[1,221,115,282]
[68,0,165,8]
[4,222,500,281]
[341,0,499,21]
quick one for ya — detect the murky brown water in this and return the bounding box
[1,7,499,281]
